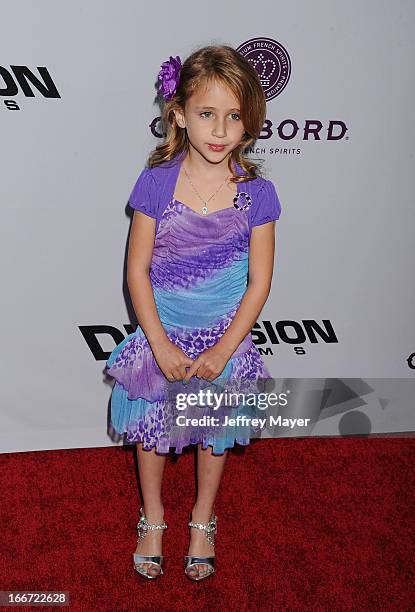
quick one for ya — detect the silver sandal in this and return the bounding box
[133,507,167,579]
[184,512,217,581]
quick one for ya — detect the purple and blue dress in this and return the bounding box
[105,151,281,454]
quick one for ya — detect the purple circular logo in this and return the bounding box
[236,37,291,102]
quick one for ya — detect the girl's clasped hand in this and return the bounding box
[152,338,230,383]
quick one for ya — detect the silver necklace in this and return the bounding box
[182,165,231,216]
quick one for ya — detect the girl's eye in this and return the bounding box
[200,111,241,120]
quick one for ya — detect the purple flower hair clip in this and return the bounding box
[157,55,182,100]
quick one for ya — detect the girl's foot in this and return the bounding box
[186,504,215,579]
[134,505,165,578]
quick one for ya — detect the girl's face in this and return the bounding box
[174,79,246,163]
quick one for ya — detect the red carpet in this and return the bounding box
[1,437,414,611]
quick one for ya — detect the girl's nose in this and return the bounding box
[212,119,227,137]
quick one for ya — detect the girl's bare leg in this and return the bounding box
[186,444,228,578]
[134,443,167,577]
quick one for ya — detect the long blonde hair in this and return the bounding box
[147,44,267,183]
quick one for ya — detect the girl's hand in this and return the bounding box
[151,339,194,382]
[182,345,230,383]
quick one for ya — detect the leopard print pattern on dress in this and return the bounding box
[125,400,174,447]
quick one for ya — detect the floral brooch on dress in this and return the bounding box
[157,55,182,100]
[233,191,252,211]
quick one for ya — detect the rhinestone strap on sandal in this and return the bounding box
[184,512,217,581]
[133,507,168,579]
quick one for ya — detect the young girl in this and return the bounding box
[105,44,281,581]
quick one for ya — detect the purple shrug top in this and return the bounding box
[128,151,282,240]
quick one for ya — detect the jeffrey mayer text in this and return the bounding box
[176,415,311,429]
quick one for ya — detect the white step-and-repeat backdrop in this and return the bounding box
[1,1,414,453]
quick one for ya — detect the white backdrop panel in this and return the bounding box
[1,0,414,453]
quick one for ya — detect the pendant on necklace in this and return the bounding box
[201,205,208,216]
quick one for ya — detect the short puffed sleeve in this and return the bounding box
[128,167,158,219]
[250,179,282,228]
